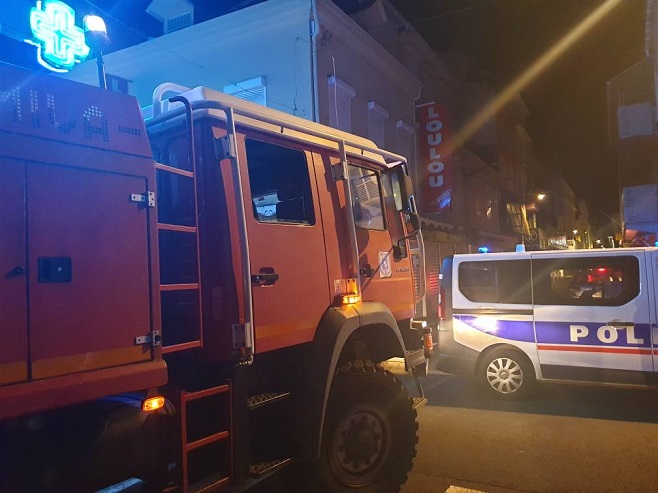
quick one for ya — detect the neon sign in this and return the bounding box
[27,0,90,73]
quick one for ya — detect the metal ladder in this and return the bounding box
[178,384,232,492]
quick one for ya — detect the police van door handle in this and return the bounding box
[607,320,634,328]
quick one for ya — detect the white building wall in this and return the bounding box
[61,0,422,162]
[62,0,315,119]
[314,0,421,154]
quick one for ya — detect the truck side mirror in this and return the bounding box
[393,211,421,260]
[390,165,420,235]
[390,168,409,211]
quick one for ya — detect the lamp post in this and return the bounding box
[520,192,546,250]
[83,15,110,90]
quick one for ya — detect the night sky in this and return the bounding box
[391,0,647,216]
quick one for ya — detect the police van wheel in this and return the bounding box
[478,348,536,399]
[318,360,418,493]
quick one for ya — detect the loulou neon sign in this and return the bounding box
[26,0,90,72]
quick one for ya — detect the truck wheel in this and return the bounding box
[319,361,418,493]
[478,348,536,399]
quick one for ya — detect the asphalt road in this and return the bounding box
[401,370,658,493]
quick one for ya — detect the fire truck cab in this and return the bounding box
[0,63,427,492]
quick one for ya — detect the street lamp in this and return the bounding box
[83,15,110,89]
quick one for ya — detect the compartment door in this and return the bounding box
[238,137,330,353]
[347,164,415,318]
[532,252,651,384]
[27,164,153,379]
[0,160,28,385]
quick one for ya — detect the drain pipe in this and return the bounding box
[310,0,320,122]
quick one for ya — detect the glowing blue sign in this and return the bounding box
[27,0,90,72]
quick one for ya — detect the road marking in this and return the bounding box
[445,487,487,493]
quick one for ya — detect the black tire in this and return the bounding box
[318,360,418,493]
[478,347,536,399]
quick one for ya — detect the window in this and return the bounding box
[224,76,267,106]
[106,74,131,95]
[367,101,388,148]
[458,260,532,304]
[328,76,355,132]
[533,256,640,306]
[245,139,314,225]
[349,165,385,230]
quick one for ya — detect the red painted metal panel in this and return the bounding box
[0,359,167,420]
[236,136,331,353]
[0,63,151,159]
[27,163,153,377]
[310,151,416,321]
[0,160,28,384]
[351,159,415,320]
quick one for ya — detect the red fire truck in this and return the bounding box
[0,62,429,492]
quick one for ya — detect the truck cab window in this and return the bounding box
[349,164,385,230]
[245,139,315,225]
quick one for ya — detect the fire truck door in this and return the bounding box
[27,163,153,379]
[348,163,415,319]
[0,160,28,385]
[238,136,330,353]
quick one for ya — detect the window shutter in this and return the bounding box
[224,76,267,106]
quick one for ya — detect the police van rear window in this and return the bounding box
[532,255,640,306]
[458,260,531,304]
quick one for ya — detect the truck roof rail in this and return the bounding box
[148,84,408,169]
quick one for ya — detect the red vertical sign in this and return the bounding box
[416,102,453,214]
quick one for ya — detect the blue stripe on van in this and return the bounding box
[456,315,652,349]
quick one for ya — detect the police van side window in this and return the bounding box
[458,260,531,304]
[245,139,315,225]
[532,256,640,306]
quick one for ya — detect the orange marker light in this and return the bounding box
[342,294,361,305]
[142,396,165,412]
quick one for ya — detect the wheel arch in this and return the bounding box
[297,301,408,460]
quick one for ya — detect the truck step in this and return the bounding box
[412,396,428,409]
[249,458,291,477]
[247,392,290,410]
[189,471,231,493]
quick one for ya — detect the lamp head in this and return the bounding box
[83,15,110,52]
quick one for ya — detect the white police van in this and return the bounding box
[436,247,658,398]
